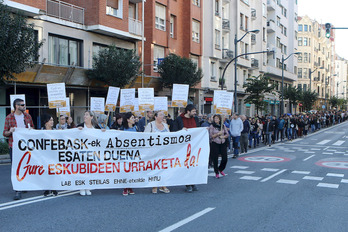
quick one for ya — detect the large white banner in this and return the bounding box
[12,128,209,190]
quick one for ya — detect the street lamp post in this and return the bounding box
[281,52,300,116]
[234,29,259,113]
[309,67,324,91]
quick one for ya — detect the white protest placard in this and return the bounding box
[10,94,26,112]
[213,90,226,110]
[47,83,66,109]
[138,88,154,111]
[172,84,189,107]
[154,97,168,115]
[133,98,145,117]
[105,86,120,112]
[90,97,105,114]
[120,88,135,112]
[12,128,209,190]
[56,98,70,117]
[215,91,233,115]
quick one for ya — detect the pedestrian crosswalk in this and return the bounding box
[316,139,347,146]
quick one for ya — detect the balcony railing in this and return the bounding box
[251,8,256,20]
[46,0,84,24]
[222,49,233,60]
[251,33,256,45]
[129,18,142,36]
[222,19,230,30]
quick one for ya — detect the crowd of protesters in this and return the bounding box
[3,98,348,200]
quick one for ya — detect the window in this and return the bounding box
[303,84,307,91]
[298,37,302,46]
[92,43,108,63]
[276,58,281,68]
[245,43,248,59]
[155,3,166,31]
[309,25,311,32]
[192,0,200,7]
[298,53,302,63]
[295,31,298,40]
[106,0,123,18]
[298,24,303,31]
[211,61,216,79]
[303,53,308,63]
[245,16,248,31]
[48,34,82,67]
[276,37,281,48]
[284,45,287,55]
[243,70,247,83]
[215,0,219,16]
[240,13,244,30]
[263,27,266,41]
[262,3,266,17]
[191,55,199,71]
[284,8,287,18]
[284,27,287,36]
[308,38,310,46]
[303,37,308,46]
[308,53,311,63]
[303,68,308,78]
[192,20,200,43]
[304,25,308,31]
[298,84,302,90]
[153,45,165,72]
[215,29,221,49]
[170,15,175,38]
[298,68,302,78]
[277,16,280,27]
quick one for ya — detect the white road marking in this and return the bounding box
[311,148,321,151]
[261,169,287,182]
[303,155,315,161]
[0,191,79,211]
[335,152,345,154]
[322,153,333,155]
[303,176,324,181]
[230,166,249,169]
[317,183,339,189]
[326,173,344,177]
[286,150,295,152]
[261,168,279,172]
[327,149,337,152]
[341,179,348,183]
[159,207,215,232]
[277,179,298,185]
[333,140,345,146]
[317,140,331,145]
[267,149,276,151]
[323,147,329,150]
[304,151,315,154]
[235,170,255,174]
[240,176,262,181]
[292,171,310,175]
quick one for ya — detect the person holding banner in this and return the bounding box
[77,111,100,196]
[209,115,229,179]
[56,115,68,129]
[138,111,154,132]
[3,99,34,200]
[41,114,58,196]
[121,112,137,196]
[144,111,170,194]
[172,104,200,193]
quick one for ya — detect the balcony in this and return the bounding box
[251,8,256,20]
[267,20,276,33]
[220,49,233,62]
[46,0,84,24]
[267,0,276,11]
[222,19,230,31]
[129,18,142,36]
[251,33,256,45]
[129,0,142,3]
[248,58,259,69]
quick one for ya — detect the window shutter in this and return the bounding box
[107,0,119,9]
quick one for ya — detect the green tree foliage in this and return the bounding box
[329,96,339,108]
[299,90,318,111]
[87,45,141,88]
[158,53,203,88]
[0,2,42,83]
[337,98,347,110]
[243,75,275,114]
[282,85,301,113]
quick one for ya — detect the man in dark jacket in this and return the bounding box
[264,117,275,146]
[173,104,200,193]
[138,111,154,132]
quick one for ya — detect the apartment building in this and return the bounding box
[296,15,336,110]
[335,56,348,102]
[143,0,202,112]
[0,0,145,128]
[201,0,296,116]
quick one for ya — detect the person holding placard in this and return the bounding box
[120,112,137,196]
[41,114,58,197]
[3,99,34,200]
[209,115,229,179]
[172,104,200,193]
[77,111,100,196]
[144,111,170,194]
[138,111,154,132]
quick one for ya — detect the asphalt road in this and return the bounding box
[1,121,348,232]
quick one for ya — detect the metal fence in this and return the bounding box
[47,0,84,24]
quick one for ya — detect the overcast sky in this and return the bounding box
[298,0,348,59]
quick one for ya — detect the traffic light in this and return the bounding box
[325,23,331,38]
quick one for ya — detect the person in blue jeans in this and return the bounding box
[229,114,243,158]
[249,118,259,148]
